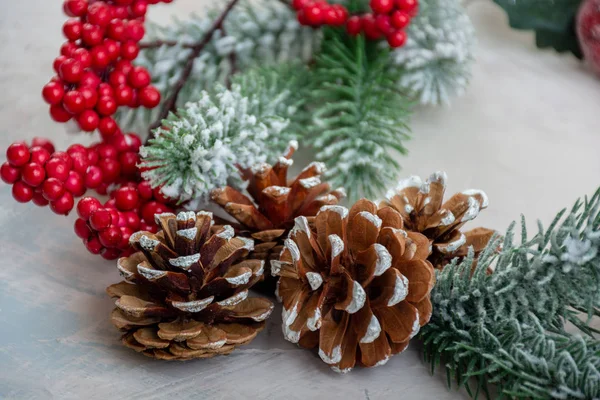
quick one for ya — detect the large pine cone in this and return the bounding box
[107,211,274,360]
[272,199,435,372]
[381,172,495,268]
[211,141,345,294]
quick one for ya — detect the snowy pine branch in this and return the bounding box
[310,29,412,201]
[139,82,290,204]
[422,187,600,398]
[116,0,319,133]
[389,0,475,105]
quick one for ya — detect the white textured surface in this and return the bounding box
[1,1,600,399]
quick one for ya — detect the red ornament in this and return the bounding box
[12,181,34,203]
[21,163,46,187]
[6,142,30,167]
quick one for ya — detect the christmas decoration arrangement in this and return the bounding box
[2,0,599,398]
[493,0,600,77]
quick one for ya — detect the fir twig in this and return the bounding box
[146,0,241,140]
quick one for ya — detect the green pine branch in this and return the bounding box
[422,187,600,398]
[309,28,413,201]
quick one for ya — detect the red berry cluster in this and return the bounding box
[41,0,166,134]
[292,0,349,27]
[74,181,174,260]
[348,0,419,48]
[1,134,142,216]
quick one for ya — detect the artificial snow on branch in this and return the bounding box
[139,81,290,204]
[116,0,319,133]
[310,29,412,201]
[422,187,600,398]
[389,0,475,105]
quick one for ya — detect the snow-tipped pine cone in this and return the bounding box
[211,141,345,294]
[107,211,274,360]
[273,199,435,372]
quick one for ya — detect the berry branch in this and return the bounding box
[146,0,241,138]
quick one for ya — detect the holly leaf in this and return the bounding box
[493,0,584,58]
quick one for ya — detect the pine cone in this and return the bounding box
[381,172,495,268]
[107,211,274,360]
[272,199,435,372]
[211,142,345,294]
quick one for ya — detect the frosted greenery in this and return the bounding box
[389,0,475,105]
[422,187,600,399]
[309,29,412,201]
[116,0,319,133]
[139,83,289,203]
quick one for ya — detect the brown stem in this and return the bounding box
[145,0,241,143]
[139,40,196,49]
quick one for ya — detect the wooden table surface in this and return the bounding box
[1,1,600,399]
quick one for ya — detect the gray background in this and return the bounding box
[1,0,599,399]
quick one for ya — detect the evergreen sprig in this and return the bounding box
[422,187,600,398]
[310,29,412,201]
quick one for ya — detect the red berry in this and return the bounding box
[98,158,121,183]
[99,117,118,137]
[43,177,66,201]
[141,201,171,224]
[129,0,148,17]
[84,165,103,188]
[95,182,109,195]
[152,187,172,204]
[71,153,89,174]
[42,81,65,105]
[292,0,313,10]
[87,149,99,165]
[77,110,100,131]
[85,235,104,254]
[50,151,73,169]
[82,23,105,46]
[50,191,74,215]
[63,19,83,41]
[137,181,153,200]
[91,45,110,69]
[12,181,34,203]
[346,16,363,36]
[87,2,112,27]
[22,163,46,187]
[104,39,121,60]
[96,96,117,116]
[90,208,112,230]
[118,226,134,248]
[370,0,394,14]
[114,59,133,75]
[77,196,101,219]
[107,19,126,41]
[29,146,51,166]
[67,144,87,157]
[124,133,142,152]
[109,71,127,88]
[118,151,139,176]
[362,14,383,39]
[99,226,122,248]
[101,247,122,260]
[60,41,78,57]
[79,71,101,89]
[113,4,130,18]
[391,10,410,29]
[138,86,160,108]
[331,5,348,26]
[114,186,139,211]
[59,59,83,83]
[64,171,86,196]
[31,138,55,154]
[123,211,140,230]
[32,189,50,207]
[74,218,92,239]
[114,85,134,105]
[53,56,68,73]
[304,4,324,26]
[128,66,150,88]
[72,48,92,69]
[387,30,407,48]
[50,104,72,122]
[120,41,139,59]
[62,90,86,114]
[97,144,117,159]
[1,162,21,184]
[45,158,70,182]
[376,15,395,36]
[395,0,418,11]
[97,83,114,98]
[125,20,145,42]
[63,0,88,17]
[79,86,98,109]
[6,142,30,167]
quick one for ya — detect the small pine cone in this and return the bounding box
[273,199,435,372]
[211,141,345,294]
[107,211,274,361]
[381,172,496,268]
